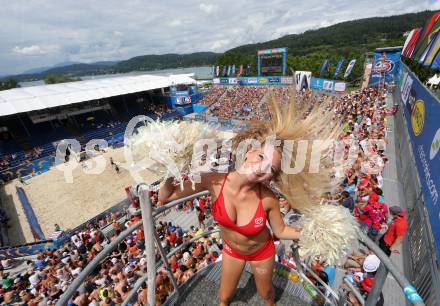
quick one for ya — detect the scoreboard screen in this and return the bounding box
[260,54,283,75]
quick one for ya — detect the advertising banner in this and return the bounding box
[343,59,357,78]
[320,59,329,76]
[217,76,293,85]
[368,49,401,87]
[334,59,344,78]
[334,82,346,92]
[310,77,346,92]
[362,62,373,89]
[247,77,259,84]
[229,78,238,84]
[398,63,440,258]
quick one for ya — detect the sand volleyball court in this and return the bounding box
[0,147,159,245]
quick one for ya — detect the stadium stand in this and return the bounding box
[0,85,415,306]
[199,85,297,121]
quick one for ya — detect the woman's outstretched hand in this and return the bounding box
[290,226,302,241]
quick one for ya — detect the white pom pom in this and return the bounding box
[126,120,218,188]
[298,205,360,265]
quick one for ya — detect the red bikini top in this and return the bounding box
[211,173,267,236]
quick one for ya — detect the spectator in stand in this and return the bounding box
[195,206,206,229]
[341,191,355,212]
[379,206,408,256]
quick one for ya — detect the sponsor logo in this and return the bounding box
[247,77,258,84]
[254,217,264,227]
[372,59,395,73]
[430,128,440,160]
[229,78,238,84]
[220,78,229,84]
[401,73,413,105]
[224,244,232,253]
[411,99,425,136]
[280,77,293,84]
[259,77,268,84]
[334,82,346,92]
[268,77,279,83]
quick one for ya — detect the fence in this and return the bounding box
[0,198,130,260]
[393,86,440,305]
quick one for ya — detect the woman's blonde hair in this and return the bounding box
[232,88,341,210]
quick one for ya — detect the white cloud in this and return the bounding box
[199,3,216,14]
[169,19,182,27]
[12,45,46,56]
[211,39,231,51]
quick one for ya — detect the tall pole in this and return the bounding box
[137,184,156,306]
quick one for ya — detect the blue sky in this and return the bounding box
[0,0,439,75]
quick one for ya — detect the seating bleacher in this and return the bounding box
[0,101,178,177]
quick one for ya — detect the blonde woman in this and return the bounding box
[159,95,335,306]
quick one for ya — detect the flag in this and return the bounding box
[246,64,251,75]
[232,64,236,76]
[239,65,243,76]
[211,66,215,76]
[320,59,329,76]
[327,60,332,74]
[216,65,220,77]
[343,59,357,78]
[413,12,440,60]
[334,59,344,78]
[402,29,417,56]
[431,49,440,69]
[222,66,226,76]
[421,32,440,66]
[404,28,423,58]
[227,65,231,76]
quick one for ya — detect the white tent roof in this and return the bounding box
[427,74,440,86]
[0,73,196,117]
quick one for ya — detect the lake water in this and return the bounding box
[19,66,213,87]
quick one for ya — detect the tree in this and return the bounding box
[44,75,81,84]
[0,79,20,91]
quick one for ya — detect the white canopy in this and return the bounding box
[427,74,440,87]
[0,74,196,117]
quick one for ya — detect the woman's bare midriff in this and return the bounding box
[221,226,270,254]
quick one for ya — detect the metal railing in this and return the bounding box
[57,187,425,306]
[56,189,209,306]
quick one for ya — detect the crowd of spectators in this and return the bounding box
[200,85,303,121]
[0,187,221,306]
[197,86,227,107]
[0,147,44,171]
[0,86,409,305]
[145,104,175,119]
[295,87,408,305]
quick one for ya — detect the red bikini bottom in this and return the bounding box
[222,235,275,261]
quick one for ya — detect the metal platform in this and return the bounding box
[165,261,312,306]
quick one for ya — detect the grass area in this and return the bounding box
[346,84,361,93]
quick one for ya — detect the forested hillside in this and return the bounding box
[217,10,434,83]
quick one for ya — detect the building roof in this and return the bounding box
[0,74,196,117]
